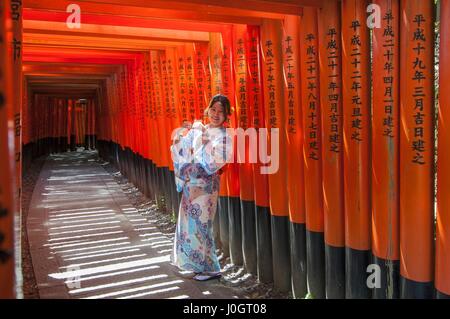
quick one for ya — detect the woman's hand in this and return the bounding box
[173,121,192,145]
[201,134,210,145]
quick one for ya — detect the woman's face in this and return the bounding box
[207,101,226,127]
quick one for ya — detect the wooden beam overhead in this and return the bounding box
[23,9,229,33]
[23,20,210,42]
[24,0,265,25]
[23,33,182,51]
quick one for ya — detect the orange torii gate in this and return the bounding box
[2,0,450,299]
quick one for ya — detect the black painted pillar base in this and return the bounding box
[271,215,291,293]
[372,255,399,299]
[228,196,243,266]
[154,165,161,204]
[436,290,450,299]
[168,170,179,216]
[256,205,272,283]
[400,276,434,299]
[306,230,325,299]
[85,135,90,150]
[241,199,257,275]
[150,162,158,202]
[145,159,155,199]
[162,167,172,211]
[135,154,142,190]
[290,222,307,298]
[59,137,67,153]
[70,135,76,151]
[325,244,345,299]
[345,247,371,299]
[218,196,230,258]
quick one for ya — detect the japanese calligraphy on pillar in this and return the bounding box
[177,51,188,122]
[160,56,171,120]
[185,52,197,121]
[205,52,212,101]
[138,59,146,130]
[194,43,209,115]
[11,0,21,62]
[152,56,163,119]
[143,54,150,121]
[284,35,296,134]
[248,33,262,129]
[350,19,364,142]
[410,14,428,165]
[325,28,341,153]
[222,44,231,99]
[381,10,396,139]
[212,51,222,94]
[265,39,277,128]
[248,28,262,130]
[145,54,154,121]
[305,33,320,160]
[166,56,178,120]
[236,37,248,129]
[209,33,223,96]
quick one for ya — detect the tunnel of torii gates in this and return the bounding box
[1,0,450,300]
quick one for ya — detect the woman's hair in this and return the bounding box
[204,94,231,120]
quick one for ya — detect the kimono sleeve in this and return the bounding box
[170,128,194,191]
[198,128,233,175]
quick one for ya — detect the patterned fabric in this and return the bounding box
[170,123,232,273]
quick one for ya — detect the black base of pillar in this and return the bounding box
[372,255,399,299]
[436,290,450,299]
[306,230,325,299]
[228,196,243,266]
[325,244,345,299]
[345,247,371,299]
[256,205,272,283]
[241,199,257,275]
[271,215,291,293]
[290,222,307,298]
[70,135,76,151]
[218,196,230,258]
[400,276,434,299]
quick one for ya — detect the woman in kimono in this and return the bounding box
[170,94,233,281]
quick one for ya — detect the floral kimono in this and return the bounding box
[170,122,232,273]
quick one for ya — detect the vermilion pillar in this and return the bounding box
[221,26,243,268]
[372,0,400,299]
[299,7,325,299]
[341,0,371,299]
[0,1,16,298]
[248,25,273,284]
[399,0,434,299]
[436,0,450,299]
[261,18,291,293]
[283,14,307,299]
[233,24,257,275]
[209,32,230,258]
[318,0,345,299]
